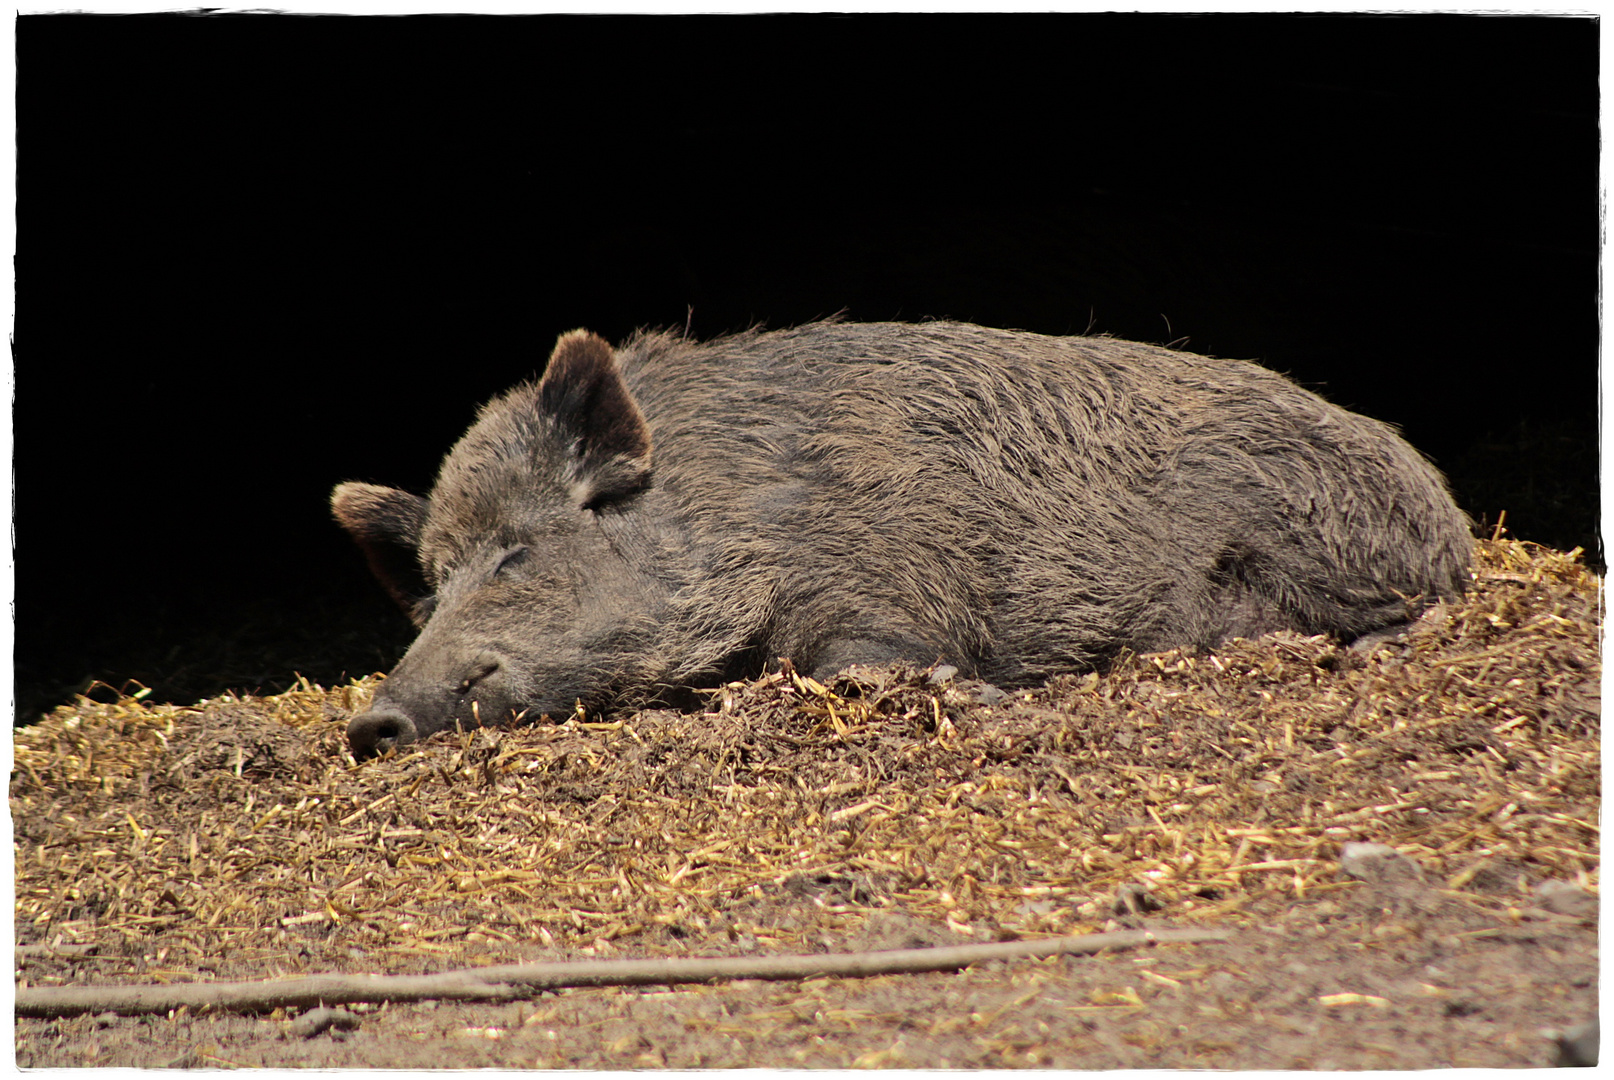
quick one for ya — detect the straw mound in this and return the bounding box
[12,537,1600,1068]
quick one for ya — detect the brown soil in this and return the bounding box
[13,538,1599,1069]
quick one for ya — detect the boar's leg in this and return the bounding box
[805,634,951,683]
[1346,619,1419,653]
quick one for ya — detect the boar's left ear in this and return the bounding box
[331,481,432,618]
[539,329,653,508]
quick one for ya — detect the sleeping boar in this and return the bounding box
[333,320,1472,758]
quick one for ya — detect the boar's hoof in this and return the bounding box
[348,709,418,759]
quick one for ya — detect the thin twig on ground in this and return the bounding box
[16,927,1228,1019]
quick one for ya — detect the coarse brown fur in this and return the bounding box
[333,320,1473,757]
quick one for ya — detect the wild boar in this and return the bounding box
[333,320,1472,758]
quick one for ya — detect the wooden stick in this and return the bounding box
[16,927,1227,1019]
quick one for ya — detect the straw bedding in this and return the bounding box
[13,537,1599,1068]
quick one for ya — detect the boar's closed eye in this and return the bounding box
[494,547,530,576]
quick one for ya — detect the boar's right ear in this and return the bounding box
[538,329,652,508]
[331,481,431,618]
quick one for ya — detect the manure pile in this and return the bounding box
[13,537,1601,1069]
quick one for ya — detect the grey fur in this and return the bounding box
[333,320,1472,758]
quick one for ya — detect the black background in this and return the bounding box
[17,12,1600,723]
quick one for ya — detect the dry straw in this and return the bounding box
[13,538,1600,1007]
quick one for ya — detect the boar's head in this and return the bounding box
[333,330,678,759]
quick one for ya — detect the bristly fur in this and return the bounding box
[334,320,1474,755]
[606,320,1471,689]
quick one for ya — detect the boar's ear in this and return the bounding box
[331,481,432,617]
[538,329,652,508]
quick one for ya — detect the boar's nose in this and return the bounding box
[347,708,418,760]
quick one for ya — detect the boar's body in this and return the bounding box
[334,320,1472,757]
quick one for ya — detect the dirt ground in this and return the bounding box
[13,538,1600,1069]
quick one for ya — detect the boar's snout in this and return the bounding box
[347,708,419,760]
